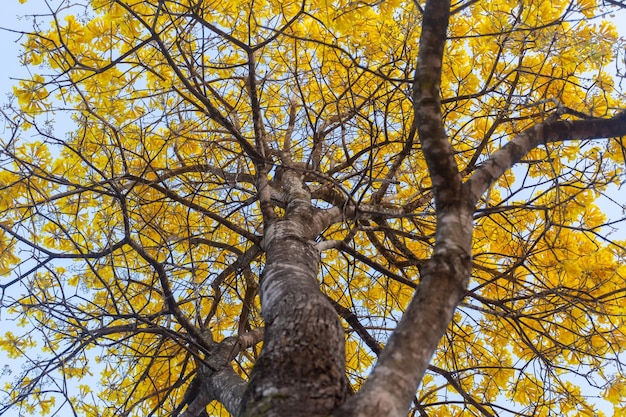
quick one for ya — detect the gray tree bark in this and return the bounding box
[238,170,349,417]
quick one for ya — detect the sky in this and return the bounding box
[1,2,39,99]
[0,1,625,416]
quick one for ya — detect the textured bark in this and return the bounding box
[466,112,626,205]
[180,366,246,417]
[238,170,349,417]
[335,2,473,416]
[179,331,264,417]
[335,217,472,417]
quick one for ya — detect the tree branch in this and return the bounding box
[336,2,464,416]
[177,330,264,417]
[465,111,626,205]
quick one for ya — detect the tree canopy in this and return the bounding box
[1,0,625,416]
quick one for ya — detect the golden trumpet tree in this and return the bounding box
[1,0,626,416]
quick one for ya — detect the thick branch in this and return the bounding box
[335,3,476,416]
[466,112,626,205]
[412,0,460,209]
[335,223,472,417]
[178,329,264,417]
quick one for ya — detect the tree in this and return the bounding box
[1,0,625,415]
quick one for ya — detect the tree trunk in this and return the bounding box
[238,171,349,417]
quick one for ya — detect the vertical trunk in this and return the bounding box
[335,205,474,417]
[335,3,472,414]
[238,173,349,417]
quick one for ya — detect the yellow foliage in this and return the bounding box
[1,0,625,416]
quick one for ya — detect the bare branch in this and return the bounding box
[466,111,626,205]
